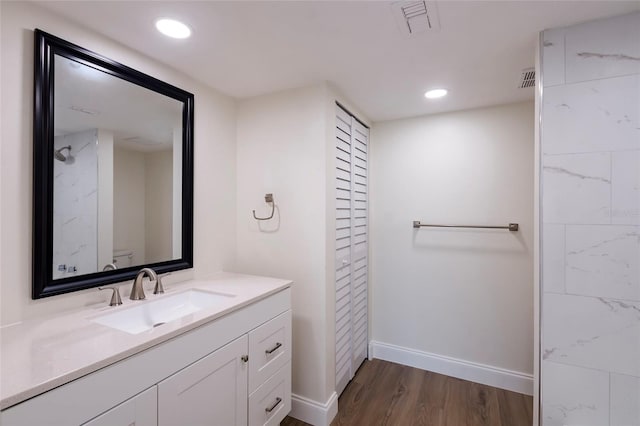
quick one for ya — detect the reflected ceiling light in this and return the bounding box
[424,89,448,99]
[155,18,191,39]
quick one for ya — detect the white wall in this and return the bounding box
[113,147,173,265]
[236,83,371,424]
[145,149,173,263]
[370,102,535,391]
[236,84,330,405]
[539,12,640,425]
[113,146,146,266]
[0,1,236,325]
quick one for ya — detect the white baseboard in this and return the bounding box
[369,340,533,396]
[289,391,338,426]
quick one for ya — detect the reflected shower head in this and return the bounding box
[54,146,72,162]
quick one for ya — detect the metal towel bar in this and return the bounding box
[413,221,519,231]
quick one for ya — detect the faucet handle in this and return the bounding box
[102,263,117,272]
[99,286,122,306]
[154,272,170,294]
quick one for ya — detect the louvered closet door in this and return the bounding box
[335,106,353,396]
[335,105,368,397]
[350,120,368,372]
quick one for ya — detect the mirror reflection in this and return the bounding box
[52,55,183,279]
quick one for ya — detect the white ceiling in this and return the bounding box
[37,1,640,122]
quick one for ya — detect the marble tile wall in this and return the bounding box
[541,12,640,426]
[52,130,98,279]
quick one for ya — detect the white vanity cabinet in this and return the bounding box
[0,287,292,426]
[157,310,293,426]
[82,386,157,426]
[158,335,249,426]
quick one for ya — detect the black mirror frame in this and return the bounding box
[33,29,194,299]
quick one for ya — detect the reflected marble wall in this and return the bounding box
[541,12,640,426]
[52,129,98,279]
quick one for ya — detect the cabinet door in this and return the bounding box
[82,386,157,426]
[157,335,248,426]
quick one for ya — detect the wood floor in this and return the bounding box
[281,359,533,426]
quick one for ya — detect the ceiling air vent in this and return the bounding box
[392,1,440,36]
[518,68,536,88]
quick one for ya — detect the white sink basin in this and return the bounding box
[91,289,235,334]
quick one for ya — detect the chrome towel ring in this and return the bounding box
[253,193,275,221]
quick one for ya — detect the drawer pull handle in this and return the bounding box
[265,397,282,413]
[265,342,282,354]
[241,355,249,363]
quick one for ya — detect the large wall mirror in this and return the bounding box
[33,29,194,298]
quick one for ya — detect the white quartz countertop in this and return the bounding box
[0,272,291,410]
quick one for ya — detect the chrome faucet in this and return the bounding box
[130,268,158,300]
[102,263,117,271]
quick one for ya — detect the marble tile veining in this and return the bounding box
[543,223,565,294]
[543,152,611,224]
[543,293,640,377]
[542,361,610,426]
[542,28,566,87]
[611,373,640,426]
[612,150,640,225]
[541,11,640,426]
[565,12,640,83]
[542,74,640,155]
[566,225,640,301]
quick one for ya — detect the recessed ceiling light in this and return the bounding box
[155,18,191,39]
[424,89,448,99]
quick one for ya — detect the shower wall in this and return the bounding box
[540,12,640,425]
[52,129,98,279]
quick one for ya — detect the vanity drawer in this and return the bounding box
[248,361,291,426]
[248,310,291,393]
